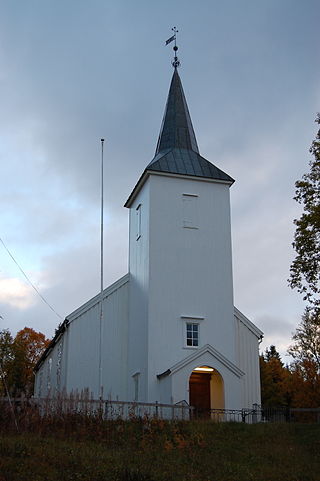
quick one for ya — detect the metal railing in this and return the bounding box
[1,397,319,423]
[191,406,320,423]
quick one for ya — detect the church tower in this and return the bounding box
[125,54,247,408]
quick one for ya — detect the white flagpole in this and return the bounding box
[98,138,104,400]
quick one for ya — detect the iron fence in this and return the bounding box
[1,397,319,423]
[192,406,320,423]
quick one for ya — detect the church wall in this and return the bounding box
[102,277,129,400]
[157,375,172,404]
[65,277,129,399]
[34,331,66,397]
[234,310,262,407]
[146,173,236,401]
[35,276,129,400]
[127,180,151,401]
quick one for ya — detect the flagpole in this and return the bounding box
[98,138,104,400]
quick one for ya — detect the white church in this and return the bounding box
[34,60,263,414]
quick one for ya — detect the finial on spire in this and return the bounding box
[165,27,180,69]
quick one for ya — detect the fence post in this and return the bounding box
[252,403,258,424]
[241,409,246,423]
[155,401,159,418]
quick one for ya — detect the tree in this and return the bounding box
[288,310,320,406]
[289,360,320,407]
[289,114,320,310]
[11,327,50,396]
[0,329,14,396]
[14,327,50,367]
[0,327,50,396]
[288,310,320,373]
[260,345,292,407]
[265,344,282,362]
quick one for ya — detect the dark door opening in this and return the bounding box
[189,371,211,418]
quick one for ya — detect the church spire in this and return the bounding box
[146,67,234,185]
[125,43,234,208]
[155,68,199,155]
[157,28,198,154]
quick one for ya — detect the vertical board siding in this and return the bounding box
[35,277,129,399]
[235,311,262,407]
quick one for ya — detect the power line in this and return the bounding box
[0,236,63,320]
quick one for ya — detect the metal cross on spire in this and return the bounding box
[165,27,180,69]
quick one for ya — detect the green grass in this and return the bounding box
[0,420,319,481]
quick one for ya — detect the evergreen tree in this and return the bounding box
[260,346,292,407]
[265,345,282,362]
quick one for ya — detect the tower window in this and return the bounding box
[182,194,198,229]
[186,323,199,347]
[132,372,140,401]
[136,204,142,240]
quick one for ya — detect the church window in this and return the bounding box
[47,358,52,391]
[182,194,198,229]
[136,204,142,240]
[132,372,140,401]
[186,323,199,347]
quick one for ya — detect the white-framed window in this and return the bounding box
[186,322,199,347]
[136,204,142,240]
[182,193,198,229]
[181,315,204,349]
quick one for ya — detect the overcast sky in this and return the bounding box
[0,0,319,361]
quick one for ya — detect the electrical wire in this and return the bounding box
[0,236,63,320]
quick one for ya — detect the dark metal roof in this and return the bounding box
[147,148,234,183]
[125,68,234,208]
[155,69,199,154]
[148,69,233,184]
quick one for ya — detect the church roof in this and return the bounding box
[147,68,234,183]
[154,69,199,154]
[125,67,234,208]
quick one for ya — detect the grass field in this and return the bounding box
[0,417,319,481]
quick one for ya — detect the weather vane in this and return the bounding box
[165,27,180,69]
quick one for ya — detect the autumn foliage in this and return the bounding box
[0,327,50,396]
[260,346,320,408]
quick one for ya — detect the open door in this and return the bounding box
[189,366,224,418]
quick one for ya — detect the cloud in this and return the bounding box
[0,276,36,309]
[258,313,301,363]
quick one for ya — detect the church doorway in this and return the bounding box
[189,366,224,418]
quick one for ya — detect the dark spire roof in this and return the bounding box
[125,68,234,208]
[155,69,199,154]
[147,69,234,184]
